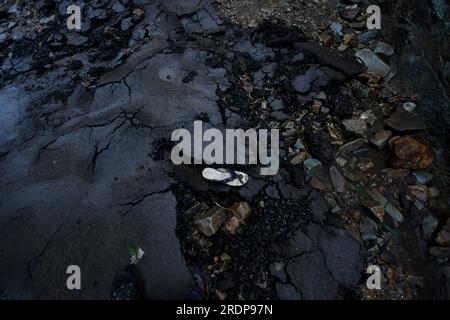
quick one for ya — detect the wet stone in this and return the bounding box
[385,108,426,131]
[389,136,434,170]
[437,219,450,247]
[370,130,392,149]
[342,118,367,136]
[329,166,346,193]
[422,215,439,240]
[194,206,226,237]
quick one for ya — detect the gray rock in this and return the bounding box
[342,118,367,135]
[359,217,378,241]
[270,261,287,282]
[297,42,364,76]
[384,202,404,223]
[66,34,89,46]
[329,166,346,193]
[270,111,289,121]
[422,215,439,240]
[193,206,226,237]
[385,108,426,131]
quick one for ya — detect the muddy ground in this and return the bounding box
[0,0,449,299]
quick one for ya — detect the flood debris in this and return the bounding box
[202,168,249,187]
[389,136,434,169]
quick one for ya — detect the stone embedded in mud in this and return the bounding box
[224,202,251,234]
[359,217,378,242]
[384,202,404,223]
[355,48,390,76]
[303,158,322,177]
[290,151,308,165]
[363,199,385,222]
[422,215,439,240]
[342,118,367,136]
[437,219,450,247]
[296,42,364,77]
[132,8,145,23]
[389,136,434,170]
[329,166,346,193]
[370,130,393,149]
[292,66,330,94]
[385,108,426,131]
[194,205,226,237]
[412,171,433,185]
[340,7,360,21]
[409,185,429,202]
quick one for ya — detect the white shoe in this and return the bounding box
[202,168,249,187]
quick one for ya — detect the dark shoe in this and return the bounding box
[110,265,145,300]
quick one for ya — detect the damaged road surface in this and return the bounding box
[1,0,449,300]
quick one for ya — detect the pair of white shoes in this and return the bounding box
[201,168,249,187]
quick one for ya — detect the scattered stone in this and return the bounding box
[303,158,322,177]
[422,215,439,240]
[121,17,134,32]
[340,6,360,21]
[412,171,433,185]
[330,22,343,37]
[384,202,404,223]
[385,108,426,131]
[363,199,385,222]
[342,118,367,136]
[437,219,450,247]
[194,206,226,237]
[337,138,366,155]
[389,136,434,170]
[296,42,364,76]
[357,157,375,171]
[224,202,251,234]
[355,48,390,76]
[308,131,334,163]
[370,130,392,149]
[271,111,289,121]
[290,151,309,165]
[329,166,346,193]
[66,34,89,47]
[294,138,306,151]
[132,8,145,23]
[292,66,330,94]
[270,261,287,282]
[359,217,378,241]
[409,185,429,202]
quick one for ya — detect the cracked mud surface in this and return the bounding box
[1,0,449,299]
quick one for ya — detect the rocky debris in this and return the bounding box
[370,130,393,149]
[329,166,346,193]
[422,215,439,240]
[436,219,450,247]
[385,108,427,132]
[224,202,252,234]
[389,136,434,170]
[194,206,227,237]
[342,118,367,136]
